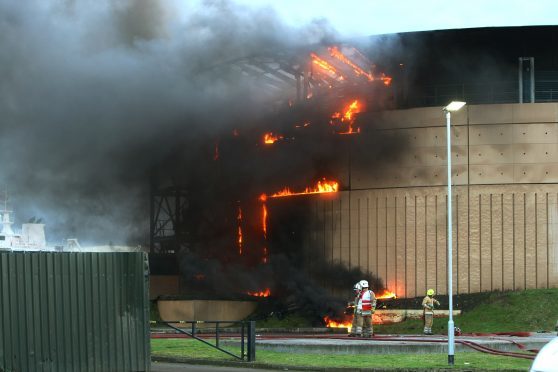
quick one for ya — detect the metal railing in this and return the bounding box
[152,320,256,362]
[406,79,558,108]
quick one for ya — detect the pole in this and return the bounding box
[446,110,455,366]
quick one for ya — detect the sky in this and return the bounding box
[185,0,557,37]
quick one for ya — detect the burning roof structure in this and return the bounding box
[149,43,397,323]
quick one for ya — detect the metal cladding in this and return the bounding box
[0,252,150,372]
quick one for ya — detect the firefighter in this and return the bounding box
[357,280,376,337]
[348,282,362,337]
[422,288,440,335]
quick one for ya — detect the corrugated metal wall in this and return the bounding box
[307,186,558,298]
[304,103,558,298]
[0,252,150,372]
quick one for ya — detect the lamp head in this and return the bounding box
[443,101,466,112]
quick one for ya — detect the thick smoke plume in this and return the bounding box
[0,0,337,245]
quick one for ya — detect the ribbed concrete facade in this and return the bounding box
[306,103,558,298]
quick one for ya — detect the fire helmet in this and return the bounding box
[353,282,362,291]
[359,280,369,288]
[427,289,435,296]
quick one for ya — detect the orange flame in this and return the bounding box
[323,315,352,333]
[237,205,243,255]
[263,132,283,145]
[310,52,344,81]
[259,194,269,264]
[267,178,339,198]
[327,46,392,86]
[247,288,271,297]
[331,100,362,134]
[376,289,397,300]
[262,203,268,238]
[381,74,392,86]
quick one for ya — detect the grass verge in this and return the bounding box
[151,338,532,370]
[376,288,558,334]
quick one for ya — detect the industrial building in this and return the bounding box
[150,26,558,299]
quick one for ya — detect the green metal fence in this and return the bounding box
[0,252,150,372]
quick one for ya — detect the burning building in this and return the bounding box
[150,25,558,314]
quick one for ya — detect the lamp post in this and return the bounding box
[442,101,465,366]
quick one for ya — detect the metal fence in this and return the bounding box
[152,320,256,362]
[410,74,558,108]
[0,252,150,372]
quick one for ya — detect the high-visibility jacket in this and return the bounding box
[358,289,376,315]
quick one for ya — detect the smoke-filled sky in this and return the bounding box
[0,0,340,245]
[1,0,554,247]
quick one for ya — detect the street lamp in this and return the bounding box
[443,100,465,366]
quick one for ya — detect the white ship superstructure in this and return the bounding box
[0,191,145,253]
[0,193,47,250]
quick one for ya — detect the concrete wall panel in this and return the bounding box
[469,124,513,145]
[469,104,514,125]
[512,103,558,124]
[469,144,513,165]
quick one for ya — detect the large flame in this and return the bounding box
[267,178,339,198]
[376,289,397,300]
[323,315,352,333]
[247,288,271,297]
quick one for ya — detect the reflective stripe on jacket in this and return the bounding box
[359,290,376,315]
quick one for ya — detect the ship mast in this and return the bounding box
[1,187,14,236]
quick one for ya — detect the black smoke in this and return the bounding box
[0,0,337,245]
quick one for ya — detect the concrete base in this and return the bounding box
[374,309,461,324]
[158,300,257,328]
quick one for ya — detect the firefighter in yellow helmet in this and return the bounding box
[348,282,362,337]
[422,289,440,335]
